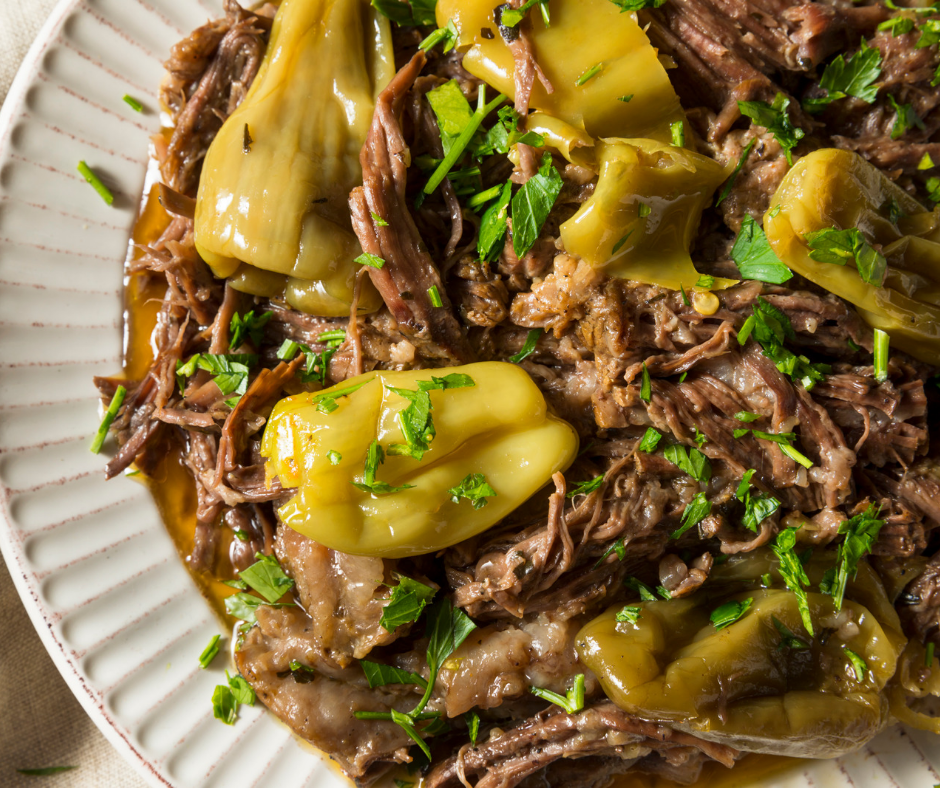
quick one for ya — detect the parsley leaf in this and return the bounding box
[771,526,814,637]
[224,593,293,626]
[804,227,887,286]
[738,93,804,165]
[427,81,476,157]
[918,17,940,48]
[886,94,925,140]
[466,711,481,746]
[380,575,437,631]
[731,215,793,284]
[567,475,604,498]
[227,671,256,706]
[229,310,272,350]
[846,649,868,682]
[625,576,658,601]
[211,684,238,725]
[595,538,626,568]
[637,427,662,453]
[478,181,512,261]
[608,0,666,9]
[511,152,563,257]
[177,353,257,397]
[500,0,550,27]
[715,138,756,207]
[355,252,386,269]
[671,491,711,539]
[821,504,883,611]
[361,661,428,690]
[616,605,642,623]
[510,328,542,363]
[874,327,890,383]
[735,411,760,422]
[877,16,915,36]
[530,674,585,714]
[448,473,496,509]
[804,39,883,113]
[352,439,417,495]
[710,598,753,630]
[640,363,652,402]
[663,444,712,483]
[238,553,294,604]
[772,615,809,651]
[418,18,458,53]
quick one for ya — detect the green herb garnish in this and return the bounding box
[90,385,126,454]
[731,215,793,283]
[710,598,753,630]
[530,674,585,714]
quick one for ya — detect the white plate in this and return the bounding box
[0,1,937,787]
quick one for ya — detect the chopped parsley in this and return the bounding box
[710,598,753,630]
[428,285,443,308]
[418,18,459,53]
[229,309,272,350]
[448,473,496,509]
[595,537,626,568]
[616,605,643,624]
[877,15,915,37]
[371,0,437,26]
[530,674,585,714]
[738,297,829,390]
[804,39,883,113]
[736,469,781,532]
[199,634,221,669]
[16,767,77,776]
[239,553,294,604]
[212,672,255,726]
[576,63,603,87]
[638,202,652,218]
[846,649,868,682]
[738,93,804,165]
[735,411,760,422]
[731,215,793,284]
[371,211,389,227]
[380,574,437,631]
[670,121,685,148]
[567,475,604,498]
[804,227,887,286]
[466,711,481,746]
[927,642,935,667]
[355,252,386,269]
[918,17,940,48]
[771,526,814,637]
[500,0,551,28]
[478,181,512,261]
[715,138,756,207]
[224,592,293,626]
[637,427,663,453]
[90,385,126,454]
[820,504,884,611]
[122,94,143,112]
[772,615,809,651]
[873,328,890,383]
[357,599,476,759]
[608,0,666,9]
[78,160,114,205]
[663,444,712,482]
[327,450,342,465]
[887,94,925,139]
[625,576,659,601]
[511,152,563,257]
[696,275,715,288]
[919,153,936,171]
[640,363,652,402]
[671,492,711,539]
[510,328,543,363]
[176,353,257,398]
[361,661,428,690]
[352,440,417,495]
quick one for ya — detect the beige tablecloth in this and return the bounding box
[0,3,151,786]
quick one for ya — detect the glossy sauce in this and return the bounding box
[125,175,808,788]
[123,180,238,623]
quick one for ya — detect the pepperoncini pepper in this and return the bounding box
[260,362,578,558]
[559,138,736,291]
[576,550,906,757]
[436,0,687,144]
[193,0,392,316]
[765,148,940,365]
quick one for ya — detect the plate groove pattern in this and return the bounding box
[0,1,935,787]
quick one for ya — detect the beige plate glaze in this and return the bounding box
[0,1,938,786]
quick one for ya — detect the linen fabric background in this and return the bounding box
[0,2,152,786]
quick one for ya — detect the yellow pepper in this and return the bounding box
[576,551,906,757]
[765,148,940,365]
[261,362,578,558]
[193,0,392,316]
[436,0,687,144]
[560,138,736,291]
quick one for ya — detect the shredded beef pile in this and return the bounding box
[97,0,940,785]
